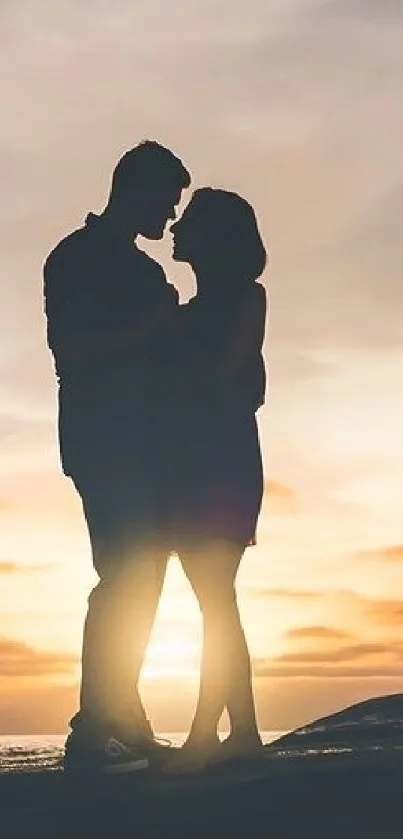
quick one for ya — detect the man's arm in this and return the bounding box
[47,292,177,364]
[44,250,178,366]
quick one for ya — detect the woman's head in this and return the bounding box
[171,188,267,287]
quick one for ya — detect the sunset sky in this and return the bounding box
[1,0,403,735]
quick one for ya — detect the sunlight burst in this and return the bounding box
[142,638,200,679]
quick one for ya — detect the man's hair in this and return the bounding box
[109,140,190,200]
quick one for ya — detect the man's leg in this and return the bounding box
[68,476,168,750]
[79,550,167,743]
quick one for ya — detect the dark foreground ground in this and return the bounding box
[1,749,402,839]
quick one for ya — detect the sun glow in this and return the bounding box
[142,638,200,679]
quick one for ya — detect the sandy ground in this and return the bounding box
[1,750,402,839]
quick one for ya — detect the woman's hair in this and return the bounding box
[191,187,267,285]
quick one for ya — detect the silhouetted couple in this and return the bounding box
[44,141,267,775]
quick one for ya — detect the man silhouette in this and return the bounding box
[44,141,190,774]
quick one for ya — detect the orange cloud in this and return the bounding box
[0,561,54,575]
[277,642,400,665]
[356,545,403,563]
[366,600,403,626]
[253,638,402,678]
[254,663,403,679]
[285,626,352,642]
[265,481,298,515]
[0,561,19,574]
[244,587,321,601]
[253,626,403,679]
[0,636,77,678]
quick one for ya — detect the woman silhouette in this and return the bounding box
[168,188,267,772]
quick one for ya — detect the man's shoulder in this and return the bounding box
[44,226,90,279]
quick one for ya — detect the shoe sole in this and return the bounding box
[64,757,150,776]
[103,758,149,775]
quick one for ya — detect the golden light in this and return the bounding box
[142,637,200,680]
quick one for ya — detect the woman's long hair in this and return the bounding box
[192,187,267,287]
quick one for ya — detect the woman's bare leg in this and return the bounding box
[167,540,260,771]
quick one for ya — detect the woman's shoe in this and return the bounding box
[162,737,221,775]
[212,733,265,764]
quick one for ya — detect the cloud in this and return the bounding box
[277,642,400,665]
[0,636,77,678]
[246,589,403,631]
[265,480,294,496]
[244,587,322,601]
[0,561,54,575]
[0,561,19,574]
[254,662,403,679]
[252,630,403,679]
[323,0,403,21]
[254,638,403,678]
[285,626,352,641]
[366,600,403,626]
[356,545,403,563]
[265,481,298,514]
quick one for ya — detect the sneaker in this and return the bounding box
[109,733,174,762]
[64,733,151,776]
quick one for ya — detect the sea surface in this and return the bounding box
[0,732,284,774]
[3,697,402,774]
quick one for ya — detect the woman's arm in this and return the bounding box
[218,283,267,378]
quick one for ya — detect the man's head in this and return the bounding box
[106,140,190,239]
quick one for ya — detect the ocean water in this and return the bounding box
[0,732,284,774]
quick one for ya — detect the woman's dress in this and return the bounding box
[172,284,266,549]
